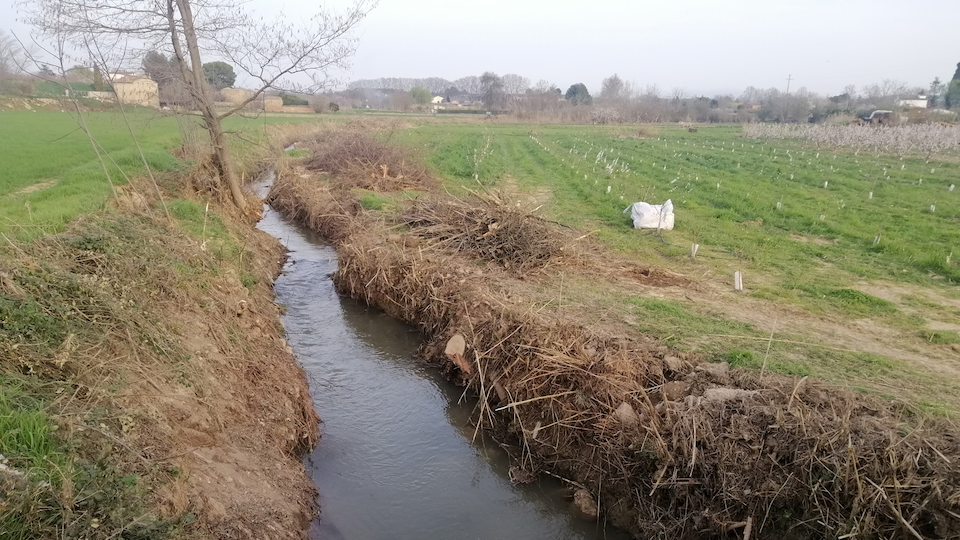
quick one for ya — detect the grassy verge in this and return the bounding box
[0,109,322,239]
[0,106,323,538]
[0,215,198,539]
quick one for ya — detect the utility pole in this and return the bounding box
[780,74,793,123]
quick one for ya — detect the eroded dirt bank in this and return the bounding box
[1,181,319,539]
[266,129,960,539]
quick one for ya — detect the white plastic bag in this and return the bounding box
[624,199,675,230]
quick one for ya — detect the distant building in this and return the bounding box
[896,95,928,109]
[431,95,444,104]
[111,74,159,109]
[221,87,254,105]
[263,96,284,111]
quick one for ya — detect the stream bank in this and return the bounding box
[0,177,319,540]
[256,171,629,540]
[265,139,960,539]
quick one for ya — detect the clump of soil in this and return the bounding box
[299,122,437,192]
[272,163,960,539]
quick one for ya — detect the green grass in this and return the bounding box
[358,191,391,210]
[920,330,960,344]
[284,148,311,158]
[800,287,897,317]
[0,111,182,238]
[394,123,959,315]
[625,296,758,348]
[722,349,809,376]
[0,378,65,476]
[0,374,187,540]
[402,123,959,287]
[387,122,960,409]
[166,199,241,261]
[0,109,323,239]
[33,80,97,97]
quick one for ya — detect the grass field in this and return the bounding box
[3,106,959,536]
[388,122,960,412]
[403,124,959,283]
[0,109,321,239]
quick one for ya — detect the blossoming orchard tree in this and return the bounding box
[21,0,374,210]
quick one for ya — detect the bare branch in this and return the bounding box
[18,0,375,209]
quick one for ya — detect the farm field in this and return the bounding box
[0,109,321,238]
[393,122,960,413]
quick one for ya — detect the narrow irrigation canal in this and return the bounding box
[254,173,627,540]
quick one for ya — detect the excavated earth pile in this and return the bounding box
[269,156,960,539]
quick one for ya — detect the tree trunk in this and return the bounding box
[203,110,247,209]
[173,0,247,210]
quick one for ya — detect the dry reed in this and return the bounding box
[402,193,571,272]
[269,127,960,539]
[299,123,437,192]
[333,225,960,538]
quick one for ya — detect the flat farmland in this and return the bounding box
[0,109,321,239]
[395,122,960,413]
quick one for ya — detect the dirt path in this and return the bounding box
[9,180,56,197]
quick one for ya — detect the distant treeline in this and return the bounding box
[348,74,532,96]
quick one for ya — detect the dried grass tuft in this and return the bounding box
[267,171,362,244]
[402,192,573,272]
[300,123,437,192]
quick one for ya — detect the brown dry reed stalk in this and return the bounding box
[266,171,362,244]
[401,192,572,272]
[299,122,438,192]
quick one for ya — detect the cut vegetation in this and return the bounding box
[270,120,960,539]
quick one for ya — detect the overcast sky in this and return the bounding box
[4,0,958,97]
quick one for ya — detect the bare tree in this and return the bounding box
[22,0,374,210]
[670,86,689,114]
[346,76,452,93]
[861,79,909,109]
[480,71,506,110]
[453,75,482,95]
[600,73,624,101]
[0,30,24,76]
[841,84,857,110]
[0,29,33,94]
[514,79,561,120]
[532,79,558,94]
[739,85,762,103]
[501,73,529,95]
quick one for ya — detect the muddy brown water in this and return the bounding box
[254,173,628,540]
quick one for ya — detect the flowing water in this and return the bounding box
[255,174,627,540]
